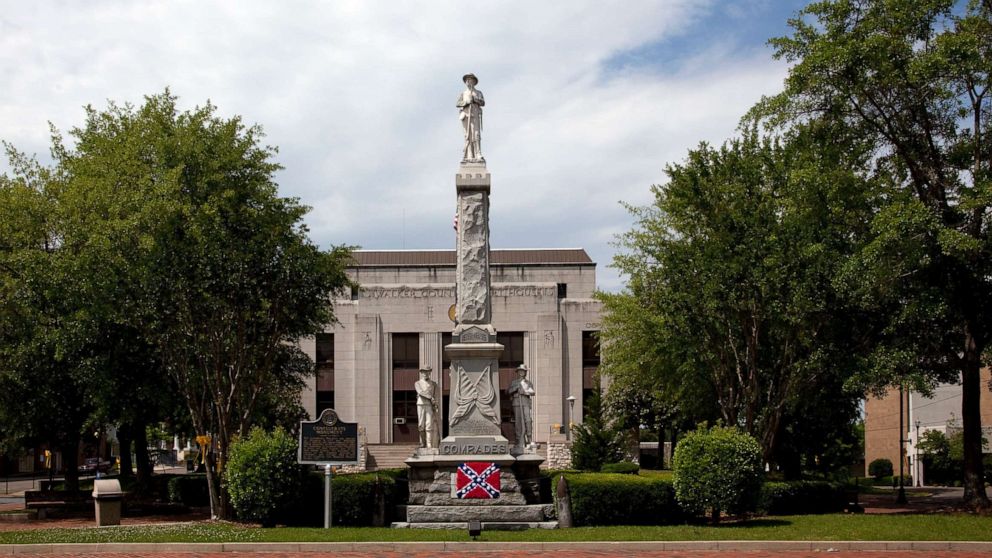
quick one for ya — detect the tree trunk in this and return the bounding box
[117,425,133,482]
[203,451,224,520]
[60,433,80,493]
[960,333,990,509]
[133,422,152,487]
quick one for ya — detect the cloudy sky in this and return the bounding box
[1,1,808,291]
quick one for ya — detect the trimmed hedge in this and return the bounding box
[871,474,912,487]
[561,472,686,526]
[758,481,847,515]
[600,462,639,475]
[291,469,407,527]
[166,474,209,507]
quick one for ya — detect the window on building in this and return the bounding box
[316,333,334,414]
[392,333,420,443]
[497,332,525,440]
[582,331,600,417]
[557,283,567,299]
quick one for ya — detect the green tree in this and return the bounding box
[756,0,992,508]
[57,92,350,518]
[3,91,351,517]
[0,147,97,491]
[599,126,876,469]
[570,385,628,471]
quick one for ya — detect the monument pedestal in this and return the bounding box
[397,452,554,529]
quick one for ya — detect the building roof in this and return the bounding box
[349,249,594,267]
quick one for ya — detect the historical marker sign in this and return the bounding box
[298,408,358,465]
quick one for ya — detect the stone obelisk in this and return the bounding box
[439,72,509,455]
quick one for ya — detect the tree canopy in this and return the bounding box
[755,0,992,508]
[1,91,351,515]
[598,125,878,472]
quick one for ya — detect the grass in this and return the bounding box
[636,469,673,480]
[1,514,991,544]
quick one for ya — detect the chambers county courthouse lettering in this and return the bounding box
[361,285,557,300]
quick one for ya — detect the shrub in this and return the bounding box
[672,425,763,520]
[600,462,639,474]
[167,474,209,507]
[868,458,893,480]
[562,472,685,526]
[758,481,846,515]
[870,474,911,487]
[292,469,407,526]
[224,427,304,526]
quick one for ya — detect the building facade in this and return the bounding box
[864,368,992,483]
[300,248,603,447]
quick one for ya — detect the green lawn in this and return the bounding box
[1,514,991,544]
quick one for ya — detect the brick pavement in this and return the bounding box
[4,551,992,557]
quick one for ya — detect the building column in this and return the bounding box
[354,314,383,443]
[533,313,564,443]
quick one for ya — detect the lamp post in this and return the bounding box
[915,420,921,487]
[896,384,907,505]
[566,395,576,441]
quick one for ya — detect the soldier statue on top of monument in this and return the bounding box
[457,73,485,163]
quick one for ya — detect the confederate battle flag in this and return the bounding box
[454,462,501,499]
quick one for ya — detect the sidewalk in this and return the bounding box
[2,541,992,556]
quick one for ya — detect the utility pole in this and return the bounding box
[896,384,907,505]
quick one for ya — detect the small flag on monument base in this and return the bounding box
[454,462,500,499]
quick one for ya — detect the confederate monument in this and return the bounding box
[399,74,551,529]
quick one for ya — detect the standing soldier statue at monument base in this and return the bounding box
[507,364,535,450]
[415,366,439,449]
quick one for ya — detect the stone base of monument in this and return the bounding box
[395,440,555,529]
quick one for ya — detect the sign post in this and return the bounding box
[298,408,359,529]
[324,464,333,528]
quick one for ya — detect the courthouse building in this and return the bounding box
[300,248,603,448]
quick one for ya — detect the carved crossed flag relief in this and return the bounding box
[454,462,500,499]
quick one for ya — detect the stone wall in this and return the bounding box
[546,440,572,470]
[338,426,368,473]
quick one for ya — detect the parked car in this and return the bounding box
[78,457,112,474]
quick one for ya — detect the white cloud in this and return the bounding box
[0,0,789,292]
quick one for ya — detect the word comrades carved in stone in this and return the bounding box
[439,441,509,455]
